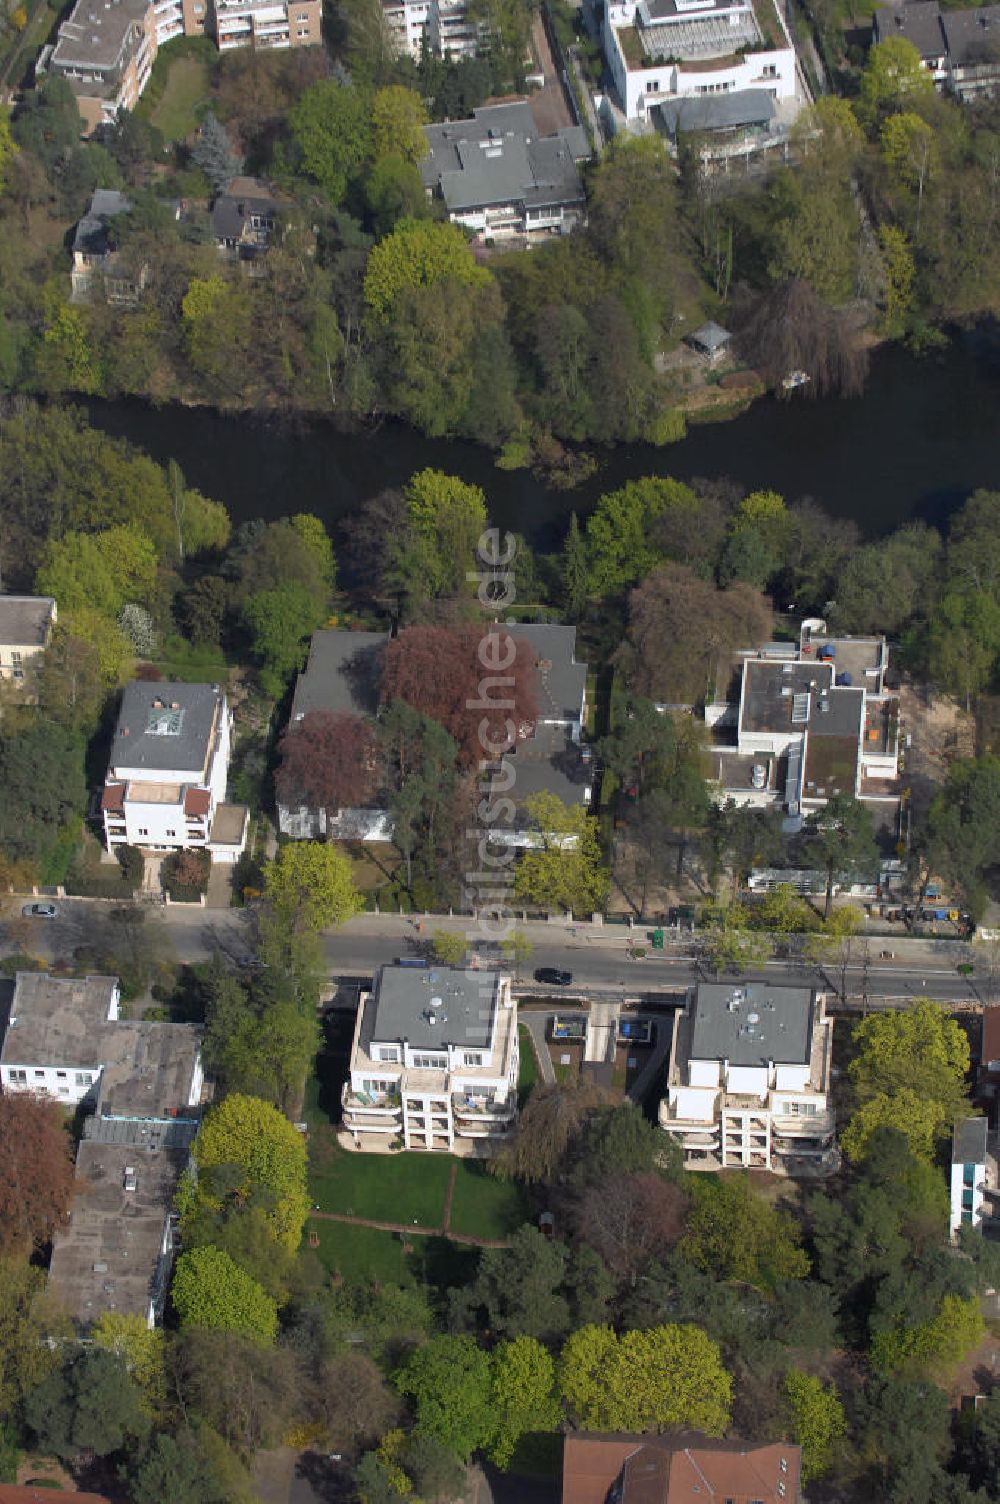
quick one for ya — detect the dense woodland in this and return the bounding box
[1,25,1000,458]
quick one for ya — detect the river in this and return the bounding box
[85,324,1000,549]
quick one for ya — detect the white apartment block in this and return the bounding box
[659,981,837,1175]
[383,0,480,56]
[705,620,901,829]
[601,0,796,125]
[951,1117,989,1237]
[342,965,519,1153]
[101,681,247,863]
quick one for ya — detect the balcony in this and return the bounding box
[341,1083,401,1117]
[771,1108,835,1140]
[452,1093,516,1123]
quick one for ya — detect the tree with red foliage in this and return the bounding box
[380,625,539,769]
[275,711,380,817]
[0,1093,76,1255]
[573,1172,688,1284]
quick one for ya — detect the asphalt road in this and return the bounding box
[3,900,987,1009]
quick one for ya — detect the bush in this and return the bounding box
[162,848,210,902]
[117,845,145,888]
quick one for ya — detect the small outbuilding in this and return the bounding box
[688,321,733,363]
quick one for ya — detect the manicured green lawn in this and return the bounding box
[518,1022,538,1104]
[448,1161,529,1240]
[308,1220,415,1286]
[309,1145,453,1225]
[150,56,211,140]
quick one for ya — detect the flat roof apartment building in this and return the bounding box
[659,980,837,1175]
[101,680,247,863]
[42,0,319,130]
[342,964,519,1153]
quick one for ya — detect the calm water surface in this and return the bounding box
[86,325,1000,548]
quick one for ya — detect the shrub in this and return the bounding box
[162,848,210,901]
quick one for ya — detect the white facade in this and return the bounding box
[384,0,431,55]
[659,981,837,1174]
[342,966,519,1153]
[602,0,796,123]
[951,1118,989,1236]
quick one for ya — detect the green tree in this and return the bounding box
[264,840,360,933]
[926,590,1000,709]
[36,524,158,616]
[130,1431,214,1504]
[559,1323,732,1436]
[803,793,877,919]
[364,219,491,322]
[36,627,106,735]
[870,1293,985,1380]
[221,998,320,1115]
[372,85,429,165]
[25,1348,149,1461]
[0,1257,69,1418]
[404,468,488,598]
[394,1335,492,1460]
[187,1094,309,1253]
[403,1432,466,1501]
[430,929,468,966]
[242,582,325,693]
[171,1247,279,1343]
[783,1370,846,1482]
[843,1001,970,1161]
[289,513,336,591]
[584,477,698,598]
[680,1173,810,1289]
[513,792,610,915]
[451,1226,571,1343]
[560,512,589,617]
[486,1336,561,1468]
[699,902,772,974]
[62,606,132,686]
[290,80,373,203]
[91,1311,166,1415]
[181,275,253,395]
[858,37,934,129]
[191,113,240,192]
[0,723,86,868]
[0,109,15,194]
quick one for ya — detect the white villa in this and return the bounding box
[659,980,837,1175]
[951,1117,989,1238]
[601,0,796,125]
[101,681,247,863]
[342,964,519,1153]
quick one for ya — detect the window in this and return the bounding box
[34,1070,44,1078]
[963,1189,975,1209]
[645,78,660,91]
[165,829,176,837]
[58,1087,69,1096]
[762,62,776,76]
[964,1163,976,1186]
[377,1047,400,1063]
[75,1072,93,1087]
[464,1052,483,1067]
[10,652,21,665]
[137,827,149,837]
[7,1069,26,1084]
[412,1053,447,1069]
[56,1071,67,1079]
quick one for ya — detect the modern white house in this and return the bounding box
[950,1117,989,1237]
[659,980,837,1174]
[0,594,56,692]
[601,0,797,125]
[341,964,520,1153]
[382,0,479,55]
[704,621,901,830]
[101,681,247,863]
[0,970,204,1329]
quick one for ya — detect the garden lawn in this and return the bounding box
[448,1161,529,1240]
[307,1220,415,1286]
[517,1022,537,1103]
[150,56,211,140]
[309,1145,453,1226]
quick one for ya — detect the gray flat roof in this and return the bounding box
[0,595,56,647]
[658,89,775,136]
[421,102,586,216]
[52,0,147,73]
[366,965,500,1051]
[953,1116,988,1165]
[290,630,390,721]
[513,623,587,721]
[110,681,222,775]
[690,981,815,1067]
[48,1140,186,1327]
[741,659,835,734]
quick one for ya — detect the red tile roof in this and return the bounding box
[183,787,211,817]
[0,1488,113,1504]
[100,783,124,813]
[562,1433,802,1504]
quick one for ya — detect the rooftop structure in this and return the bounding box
[342,964,519,1153]
[562,1431,802,1504]
[421,102,589,241]
[660,980,836,1174]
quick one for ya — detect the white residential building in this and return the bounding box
[384,0,431,54]
[342,965,519,1153]
[601,0,796,125]
[659,980,837,1174]
[705,621,901,829]
[950,1117,989,1237]
[0,594,56,693]
[101,681,247,863]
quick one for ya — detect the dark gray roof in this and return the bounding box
[290,630,390,722]
[953,1116,988,1165]
[690,981,815,1067]
[110,681,222,775]
[657,89,775,136]
[366,965,500,1051]
[0,594,56,647]
[941,6,1000,64]
[874,0,946,57]
[211,178,280,243]
[421,102,586,216]
[72,191,132,256]
[690,320,733,353]
[52,0,146,73]
[513,623,587,722]
[740,659,835,734]
[808,683,864,740]
[502,721,593,807]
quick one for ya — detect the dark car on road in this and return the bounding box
[22,903,57,919]
[534,967,573,986]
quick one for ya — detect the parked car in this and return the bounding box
[535,967,573,986]
[22,903,57,919]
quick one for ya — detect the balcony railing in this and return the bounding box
[452,1094,516,1121]
[341,1083,401,1115]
